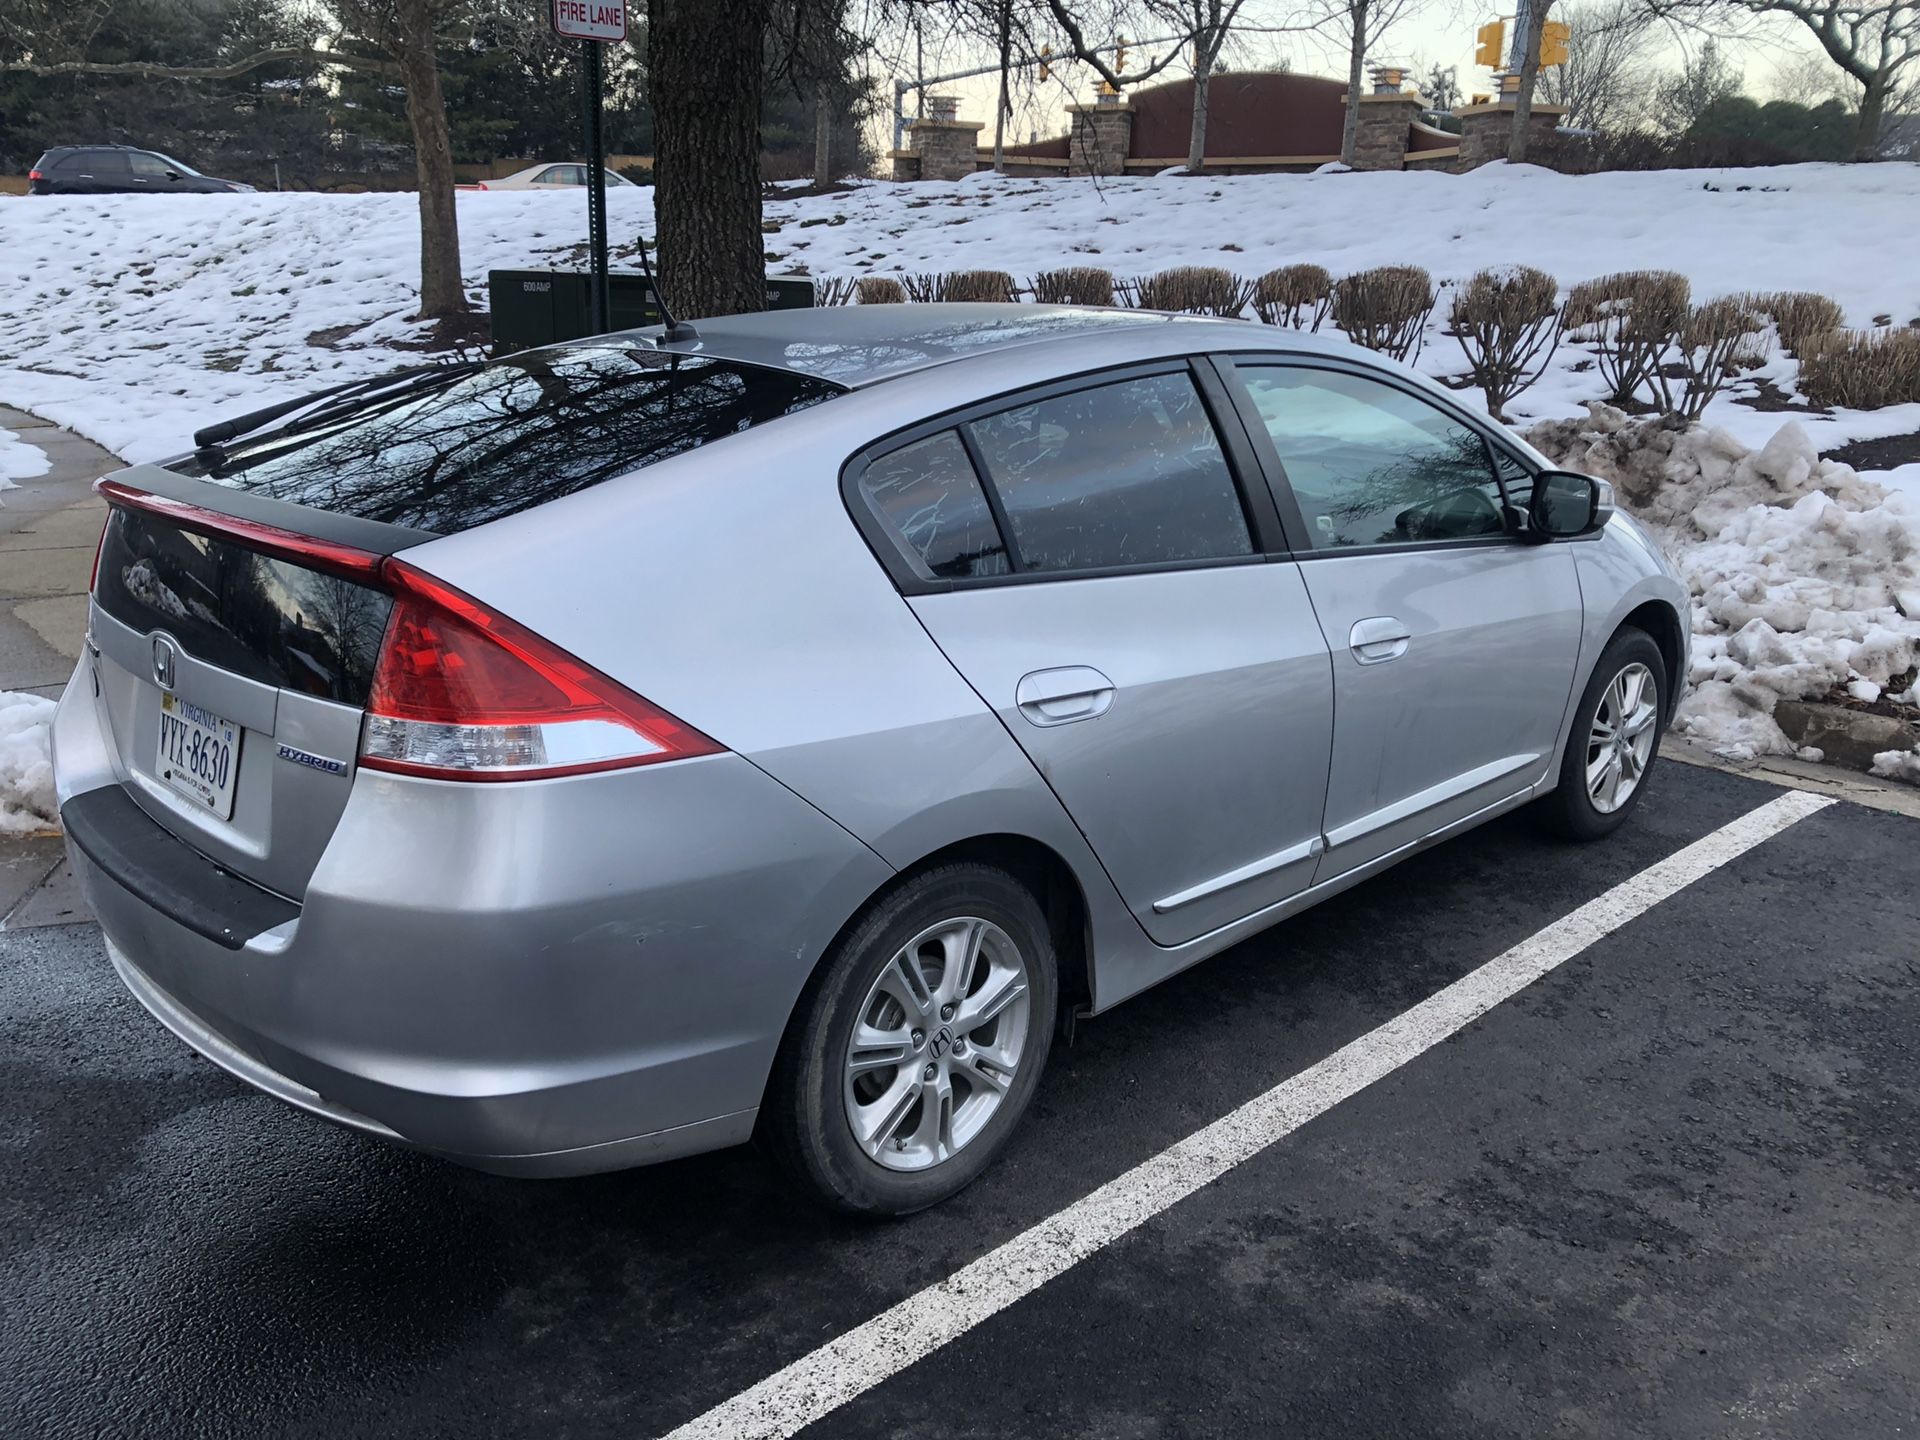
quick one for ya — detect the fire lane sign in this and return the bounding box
[552,0,625,43]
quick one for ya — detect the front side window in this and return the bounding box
[1240,365,1507,549]
[859,432,1010,580]
[128,152,170,178]
[965,371,1252,574]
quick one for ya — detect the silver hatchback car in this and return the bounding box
[54,305,1687,1214]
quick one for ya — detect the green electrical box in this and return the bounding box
[488,269,814,350]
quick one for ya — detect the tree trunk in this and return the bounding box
[813,90,832,182]
[1339,3,1367,166]
[1187,41,1211,173]
[1853,70,1888,161]
[394,9,465,319]
[992,0,1010,173]
[647,0,769,319]
[1508,0,1549,163]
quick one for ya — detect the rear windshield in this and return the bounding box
[169,345,843,533]
[95,507,394,705]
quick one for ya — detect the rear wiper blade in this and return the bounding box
[192,361,486,457]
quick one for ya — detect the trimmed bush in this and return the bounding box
[814,276,857,306]
[1755,290,1844,355]
[1448,266,1562,422]
[1332,265,1436,361]
[855,276,908,305]
[1030,266,1117,306]
[1801,328,1920,409]
[1129,266,1254,317]
[1251,264,1332,330]
[1654,296,1769,420]
[1563,270,1690,406]
[941,269,1019,303]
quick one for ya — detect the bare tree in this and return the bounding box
[1165,0,1252,172]
[1537,0,1656,130]
[1418,57,1460,111]
[1646,0,1915,155]
[1318,0,1420,165]
[1649,34,1744,132]
[1507,0,1555,160]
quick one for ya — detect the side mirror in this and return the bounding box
[164,170,182,181]
[1528,470,1611,540]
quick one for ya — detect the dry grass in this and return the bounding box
[1251,264,1333,330]
[1447,266,1562,421]
[1128,266,1254,317]
[940,269,1020,303]
[1563,270,1691,406]
[1030,266,1117,306]
[1332,265,1436,361]
[855,276,908,305]
[1754,290,1844,355]
[1801,327,1920,409]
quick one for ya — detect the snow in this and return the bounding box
[1525,405,1920,770]
[0,424,50,501]
[0,692,58,835]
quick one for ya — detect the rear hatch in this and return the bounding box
[85,342,841,899]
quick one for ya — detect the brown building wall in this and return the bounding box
[1124,73,1349,161]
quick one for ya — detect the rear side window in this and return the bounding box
[169,346,842,533]
[964,371,1252,574]
[85,151,130,176]
[858,432,1010,580]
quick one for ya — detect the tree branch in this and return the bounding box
[0,45,399,80]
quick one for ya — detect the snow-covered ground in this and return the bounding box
[0,423,51,500]
[1,161,1917,775]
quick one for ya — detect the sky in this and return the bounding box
[861,2,1844,154]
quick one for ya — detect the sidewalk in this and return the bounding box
[1,406,117,931]
[2,404,116,700]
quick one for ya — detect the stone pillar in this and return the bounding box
[1067,96,1132,177]
[1344,91,1427,171]
[1456,101,1568,169]
[906,96,987,181]
[888,150,921,182]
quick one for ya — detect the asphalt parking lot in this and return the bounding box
[4,760,1917,1439]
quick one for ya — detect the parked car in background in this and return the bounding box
[53,306,1687,1217]
[28,145,255,195]
[461,162,638,191]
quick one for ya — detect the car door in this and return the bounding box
[126,151,174,191]
[1222,357,1585,881]
[847,361,1335,949]
[75,151,133,194]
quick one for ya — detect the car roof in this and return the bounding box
[627,303,1339,389]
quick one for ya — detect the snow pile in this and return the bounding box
[1526,405,1920,769]
[0,423,51,500]
[2,163,1919,462]
[0,692,59,835]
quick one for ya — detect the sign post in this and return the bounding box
[550,0,627,335]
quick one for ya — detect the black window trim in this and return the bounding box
[841,357,1285,596]
[1216,352,1554,560]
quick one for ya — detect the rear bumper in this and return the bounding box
[54,662,893,1175]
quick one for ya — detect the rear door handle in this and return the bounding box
[1349,616,1411,665]
[1015,666,1115,726]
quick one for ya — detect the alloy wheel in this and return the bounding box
[1586,661,1659,814]
[842,916,1032,1172]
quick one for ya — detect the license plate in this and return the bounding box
[156,693,242,819]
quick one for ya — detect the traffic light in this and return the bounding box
[1038,43,1051,81]
[1538,20,1570,66]
[1115,35,1128,72]
[1474,19,1505,68]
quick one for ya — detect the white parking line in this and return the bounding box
[664,789,1834,1440]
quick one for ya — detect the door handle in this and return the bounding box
[1349,616,1411,665]
[1015,666,1115,727]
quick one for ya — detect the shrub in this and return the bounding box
[1755,290,1844,355]
[1332,265,1436,361]
[941,269,1019,303]
[1448,266,1562,421]
[1563,270,1690,406]
[900,272,941,302]
[855,276,908,305]
[1251,264,1332,330]
[1030,266,1116,306]
[813,276,857,306]
[1653,296,1769,420]
[1800,328,1920,409]
[1129,265,1254,317]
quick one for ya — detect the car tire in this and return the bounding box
[762,863,1058,1217]
[1543,627,1669,841]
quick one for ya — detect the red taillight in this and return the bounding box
[29,169,45,182]
[89,512,109,592]
[359,559,722,781]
